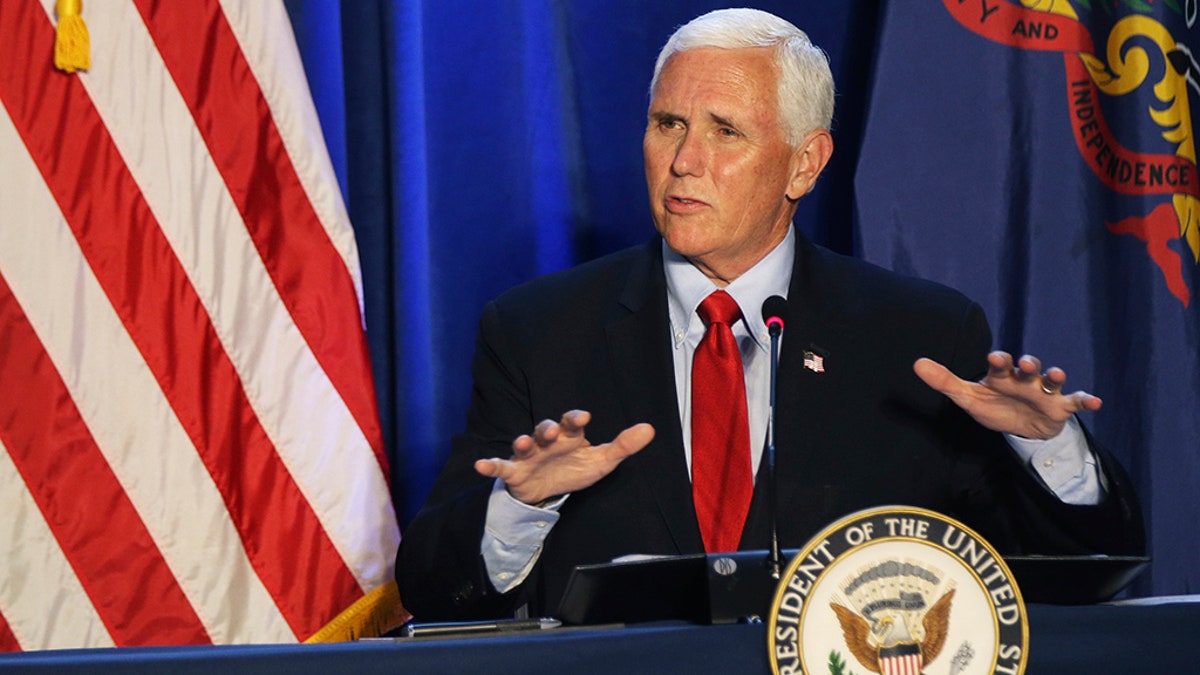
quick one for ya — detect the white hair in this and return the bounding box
[649,8,835,145]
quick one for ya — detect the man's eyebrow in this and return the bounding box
[709,112,738,129]
[649,111,684,124]
[649,110,741,130]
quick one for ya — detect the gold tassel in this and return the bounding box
[304,581,411,643]
[54,0,90,73]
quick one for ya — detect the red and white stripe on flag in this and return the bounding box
[0,0,402,650]
[881,652,923,675]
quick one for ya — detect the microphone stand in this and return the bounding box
[766,322,782,580]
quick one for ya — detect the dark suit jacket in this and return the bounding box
[396,235,1144,620]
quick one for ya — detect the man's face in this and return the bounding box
[644,47,829,284]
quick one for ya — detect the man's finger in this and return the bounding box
[511,434,536,458]
[608,423,656,460]
[1066,390,1103,412]
[913,358,965,400]
[1039,366,1067,393]
[1038,374,1060,396]
[1015,355,1042,382]
[474,457,506,478]
[533,419,562,446]
[986,351,1014,378]
[559,409,592,436]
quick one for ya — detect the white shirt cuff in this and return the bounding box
[1004,416,1102,505]
[481,479,566,593]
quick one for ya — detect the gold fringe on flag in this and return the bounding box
[54,0,90,73]
[305,580,411,643]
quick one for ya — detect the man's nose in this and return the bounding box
[671,132,705,177]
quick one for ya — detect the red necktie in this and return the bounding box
[691,290,753,553]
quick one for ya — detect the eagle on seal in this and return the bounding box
[830,588,954,674]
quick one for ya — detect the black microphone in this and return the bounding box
[760,295,788,579]
[762,295,788,337]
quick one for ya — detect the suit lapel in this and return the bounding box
[745,235,851,547]
[604,240,703,553]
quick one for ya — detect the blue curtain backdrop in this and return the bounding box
[282,0,1195,597]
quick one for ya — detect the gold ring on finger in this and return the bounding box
[1040,374,1057,395]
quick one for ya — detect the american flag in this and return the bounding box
[881,651,923,675]
[0,0,401,649]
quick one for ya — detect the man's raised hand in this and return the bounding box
[474,410,656,505]
[914,352,1102,440]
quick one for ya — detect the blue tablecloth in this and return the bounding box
[0,601,1194,674]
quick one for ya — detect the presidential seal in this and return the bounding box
[767,506,1028,675]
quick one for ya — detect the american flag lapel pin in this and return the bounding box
[803,349,825,373]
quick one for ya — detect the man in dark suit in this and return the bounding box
[395,8,1144,621]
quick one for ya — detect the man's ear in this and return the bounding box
[786,129,834,200]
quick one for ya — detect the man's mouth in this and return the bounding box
[667,195,708,210]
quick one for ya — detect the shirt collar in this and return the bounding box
[664,226,795,350]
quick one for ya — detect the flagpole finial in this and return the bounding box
[54,0,90,73]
